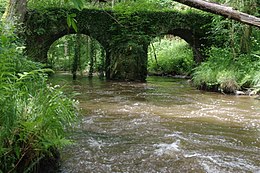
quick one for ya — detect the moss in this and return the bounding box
[23,8,212,81]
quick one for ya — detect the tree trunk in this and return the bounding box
[64,40,68,58]
[151,43,160,70]
[173,0,260,28]
[2,0,27,24]
[239,0,255,54]
[99,48,105,78]
[72,34,81,80]
[111,0,115,8]
[88,38,94,78]
[240,25,252,54]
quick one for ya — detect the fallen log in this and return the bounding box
[174,0,260,28]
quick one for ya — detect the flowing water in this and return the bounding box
[51,74,260,173]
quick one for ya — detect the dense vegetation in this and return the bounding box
[47,34,106,78]
[0,0,259,172]
[26,0,259,94]
[192,0,260,94]
[0,7,78,173]
[148,36,194,76]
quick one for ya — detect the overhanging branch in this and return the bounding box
[174,0,260,28]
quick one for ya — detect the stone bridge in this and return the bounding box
[24,8,212,81]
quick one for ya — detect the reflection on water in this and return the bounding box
[50,74,260,173]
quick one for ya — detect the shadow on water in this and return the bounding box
[49,73,260,173]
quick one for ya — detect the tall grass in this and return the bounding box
[192,47,260,94]
[148,37,194,76]
[0,22,78,172]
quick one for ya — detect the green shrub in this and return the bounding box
[192,63,219,91]
[0,22,78,173]
[192,47,260,93]
[252,71,260,94]
[217,70,239,93]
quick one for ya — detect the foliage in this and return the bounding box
[148,37,194,76]
[0,0,5,12]
[48,34,105,76]
[23,6,211,81]
[28,0,84,9]
[252,71,260,93]
[192,0,260,94]
[27,0,179,11]
[107,5,209,80]
[192,47,260,93]
[0,22,78,172]
[113,0,166,13]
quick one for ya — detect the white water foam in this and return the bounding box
[181,151,260,173]
[154,140,181,156]
[88,138,103,149]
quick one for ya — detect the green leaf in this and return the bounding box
[67,15,72,27]
[71,19,78,32]
[67,13,78,32]
[14,145,21,158]
[70,13,77,18]
[71,0,83,10]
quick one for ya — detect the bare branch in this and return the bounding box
[174,0,260,28]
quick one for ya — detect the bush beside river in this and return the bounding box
[0,23,78,173]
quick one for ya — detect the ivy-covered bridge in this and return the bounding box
[24,8,212,81]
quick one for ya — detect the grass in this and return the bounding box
[192,47,260,94]
[148,36,194,76]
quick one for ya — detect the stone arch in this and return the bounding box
[47,33,106,74]
[24,8,212,81]
[147,34,196,76]
[25,29,107,63]
[166,28,205,63]
[24,8,112,64]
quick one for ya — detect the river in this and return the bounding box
[51,74,260,173]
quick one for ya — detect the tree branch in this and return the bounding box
[174,0,260,28]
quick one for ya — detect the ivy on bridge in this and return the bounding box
[24,8,212,81]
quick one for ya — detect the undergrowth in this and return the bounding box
[192,47,260,94]
[0,22,78,172]
[148,37,194,76]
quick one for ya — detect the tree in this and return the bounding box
[2,0,27,24]
[2,0,84,24]
[173,0,260,28]
[72,34,81,80]
[88,38,95,78]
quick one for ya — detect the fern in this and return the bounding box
[0,21,78,172]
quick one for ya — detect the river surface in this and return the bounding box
[51,74,260,173]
